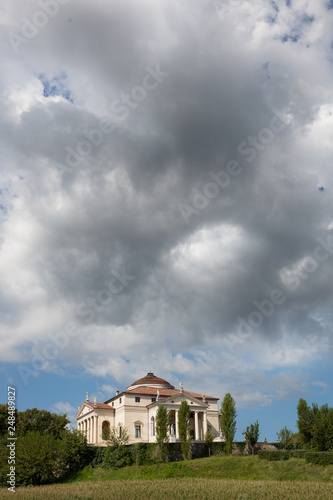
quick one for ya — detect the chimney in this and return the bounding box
[116,390,119,396]
[94,396,97,408]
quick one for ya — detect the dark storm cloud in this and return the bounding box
[1,0,333,385]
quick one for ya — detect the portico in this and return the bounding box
[147,391,210,443]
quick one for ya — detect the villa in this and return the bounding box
[75,371,223,445]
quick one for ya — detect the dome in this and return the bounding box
[127,371,175,391]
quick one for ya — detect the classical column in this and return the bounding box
[91,417,94,444]
[95,416,98,444]
[175,410,179,440]
[203,412,208,437]
[194,411,199,441]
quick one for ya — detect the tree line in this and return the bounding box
[0,405,91,486]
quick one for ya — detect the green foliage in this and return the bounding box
[16,431,61,485]
[305,452,333,466]
[220,393,237,456]
[0,435,9,487]
[155,404,170,462]
[236,442,246,454]
[58,429,91,474]
[178,400,192,460]
[90,443,156,470]
[258,450,290,461]
[211,441,226,455]
[297,398,333,451]
[1,426,91,486]
[297,398,314,445]
[0,404,18,437]
[276,426,294,450]
[204,430,215,457]
[103,426,130,448]
[289,450,307,459]
[131,443,156,466]
[102,445,133,469]
[0,406,68,438]
[243,420,260,457]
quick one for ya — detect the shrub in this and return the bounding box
[258,450,289,461]
[131,443,156,465]
[305,452,333,466]
[236,442,246,454]
[211,442,226,455]
[289,450,307,459]
[90,446,106,468]
[102,446,133,469]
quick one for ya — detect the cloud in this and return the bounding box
[0,0,332,396]
[52,401,77,427]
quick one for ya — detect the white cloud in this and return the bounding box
[0,0,332,405]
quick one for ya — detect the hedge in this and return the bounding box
[258,450,289,461]
[90,443,157,469]
[305,452,333,466]
[289,450,307,459]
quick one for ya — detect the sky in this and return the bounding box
[0,0,333,442]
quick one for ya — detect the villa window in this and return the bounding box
[135,397,140,403]
[135,425,141,438]
[119,398,122,404]
[151,397,156,403]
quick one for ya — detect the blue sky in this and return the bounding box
[0,0,333,442]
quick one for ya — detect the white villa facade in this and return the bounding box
[75,372,223,445]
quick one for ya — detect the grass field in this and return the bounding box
[1,456,332,499]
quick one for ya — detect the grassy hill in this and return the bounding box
[1,456,332,499]
[73,455,333,483]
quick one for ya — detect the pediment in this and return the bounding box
[148,392,208,409]
[75,402,94,419]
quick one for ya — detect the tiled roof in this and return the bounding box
[85,402,114,410]
[128,371,175,389]
[125,387,218,400]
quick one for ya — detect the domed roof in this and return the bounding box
[127,372,175,391]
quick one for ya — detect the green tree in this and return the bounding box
[243,420,260,457]
[16,408,69,438]
[16,431,60,485]
[58,429,91,474]
[312,404,333,451]
[220,393,237,455]
[103,426,129,448]
[155,404,170,462]
[297,398,313,446]
[296,398,333,451]
[0,404,18,437]
[178,400,192,460]
[276,426,294,450]
[204,429,215,457]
